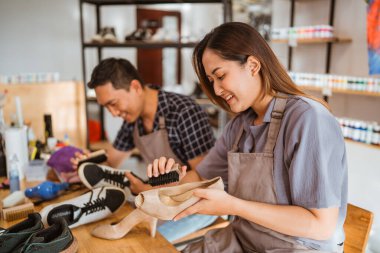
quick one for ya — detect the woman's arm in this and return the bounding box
[174,188,339,241]
[231,198,339,240]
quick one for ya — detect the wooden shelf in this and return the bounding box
[82,0,224,5]
[83,41,198,48]
[345,139,380,150]
[299,85,380,97]
[271,37,351,44]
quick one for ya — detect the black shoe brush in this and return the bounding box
[148,164,181,186]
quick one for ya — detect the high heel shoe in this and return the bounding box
[135,177,224,220]
[91,208,157,240]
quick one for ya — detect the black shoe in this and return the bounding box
[39,186,126,228]
[20,218,78,253]
[0,213,44,253]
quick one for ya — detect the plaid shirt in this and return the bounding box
[113,90,215,164]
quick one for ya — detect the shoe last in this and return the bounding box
[135,177,223,220]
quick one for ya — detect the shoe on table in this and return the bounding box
[0,213,44,253]
[20,218,78,253]
[39,186,126,229]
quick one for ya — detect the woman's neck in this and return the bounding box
[251,94,273,125]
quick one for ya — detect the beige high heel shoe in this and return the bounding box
[91,208,157,240]
[135,177,224,220]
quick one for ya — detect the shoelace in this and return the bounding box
[103,170,127,188]
[82,197,106,215]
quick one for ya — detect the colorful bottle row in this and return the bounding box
[289,72,380,93]
[337,118,380,146]
[0,72,60,84]
[271,25,334,40]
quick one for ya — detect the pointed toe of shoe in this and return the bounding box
[91,224,120,240]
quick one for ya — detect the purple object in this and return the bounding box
[47,146,82,173]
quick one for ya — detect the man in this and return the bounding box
[73,57,217,242]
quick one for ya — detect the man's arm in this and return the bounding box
[104,143,132,168]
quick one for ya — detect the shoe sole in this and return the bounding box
[61,237,78,253]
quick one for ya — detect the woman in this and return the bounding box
[148,22,347,252]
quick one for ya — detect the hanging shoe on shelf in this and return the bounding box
[135,177,224,220]
[39,186,126,228]
[125,28,143,41]
[20,218,78,253]
[91,208,157,240]
[103,27,118,43]
[91,27,118,44]
[150,27,167,42]
[91,28,106,43]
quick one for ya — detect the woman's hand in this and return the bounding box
[147,157,187,181]
[173,188,235,221]
[70,150,90,170]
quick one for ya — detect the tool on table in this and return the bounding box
[24,181,69,200]
[77,149,107,168]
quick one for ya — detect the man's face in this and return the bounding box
[95,81,143,123]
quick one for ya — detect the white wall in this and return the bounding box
[0,0,82,81]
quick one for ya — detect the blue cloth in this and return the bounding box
[158,214,218,243]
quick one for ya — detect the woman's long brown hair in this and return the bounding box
[192,22,329,112]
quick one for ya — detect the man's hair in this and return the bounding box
[87,58,144,90]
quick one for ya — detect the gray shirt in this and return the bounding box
[197,95,348,251]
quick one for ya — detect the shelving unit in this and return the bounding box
[79,0,232,147]
[272,37,351,44]
[285,0,350,78]
[299,86,380,97]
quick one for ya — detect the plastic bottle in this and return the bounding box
[9,154,20,193]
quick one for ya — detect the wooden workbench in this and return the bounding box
[0,179,179,253]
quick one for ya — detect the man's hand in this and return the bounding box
[174,188,234,221]
[70,150,90,170]
[125,171,152,194]
[147,157,187,181]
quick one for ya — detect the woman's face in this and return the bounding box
[202,48,262,113]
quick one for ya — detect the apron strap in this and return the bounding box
[231,124,245,152]
[158,116,166,130]
[263,94,287,154]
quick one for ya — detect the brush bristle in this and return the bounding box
[2,202,35,221]
[148,171,180,186]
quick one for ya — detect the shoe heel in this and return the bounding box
[148,217,158,238]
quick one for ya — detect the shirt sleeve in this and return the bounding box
[284,106,347,209]
[175,105,215,160]
[112,121,135,151]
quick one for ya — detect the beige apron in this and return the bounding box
[184,96,340,253]
[133,116,182,165]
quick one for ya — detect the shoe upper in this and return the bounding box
[78,163,134,197]
[20,218,75,253]
[0,213,44,253]
[39,186,126,229]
